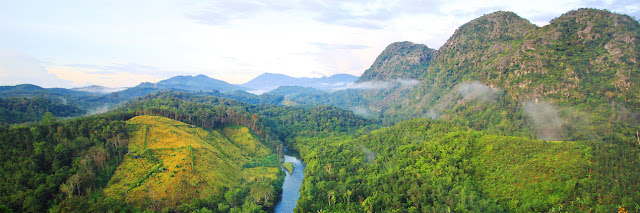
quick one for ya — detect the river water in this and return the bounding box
[274,149,306,213]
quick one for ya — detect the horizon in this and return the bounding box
[1,1,639,88]
[0,72,362,89]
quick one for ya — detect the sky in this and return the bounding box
[1,0,639,88]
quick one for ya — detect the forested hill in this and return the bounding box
[358,9,639,113]
[280,9,640,140]
[357,41,435,82]
[431,9,639,108]
[294,118,640,212]
[0,90,374,212]
[0,97,85,125]
[136,74,248,92]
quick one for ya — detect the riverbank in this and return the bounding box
[274,152,306,213]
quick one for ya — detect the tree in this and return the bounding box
[40,112,56,126]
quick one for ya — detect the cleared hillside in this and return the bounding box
[103,115,279,210]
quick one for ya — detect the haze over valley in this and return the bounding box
[1,1,640,213]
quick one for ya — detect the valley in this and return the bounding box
[0,8,639,213]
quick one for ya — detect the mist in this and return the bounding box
[421,108,440,119]
[524,101,565,140]
[359,144,377,163]
[333,79,420,91]
[456,81,498,102]
[350,106,373,117]
[85,105,113,116]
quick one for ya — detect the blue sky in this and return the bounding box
[1,0,638,88]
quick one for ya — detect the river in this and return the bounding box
[274,149,306,213]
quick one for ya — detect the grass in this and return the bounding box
[102,115,280,210]
[282,162,294,174]
[223,125,270,157]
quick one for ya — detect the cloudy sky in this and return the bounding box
[1,0,638,88]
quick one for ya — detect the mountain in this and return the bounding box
[295,9,639,127]
[357,41,436,82]
[241,73,358,92]
[289,10,640,212]
[71,85,127,94]
[136,74,248,92]
[1,8,639,213]
[0,84,92,97]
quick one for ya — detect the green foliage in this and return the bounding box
[243,154,280,168]
[0,112,134,212]
[294,118,639,212]
[357,41,436,82]
[282,162,293,174]
[2,9,639,212]
[0,97,85,125]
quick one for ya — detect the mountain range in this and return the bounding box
[240,73,358,92]
[135,74,249,92]
[0,8,638,212]
[283,9,640,128]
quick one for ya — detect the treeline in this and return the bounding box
[0,97,85,125]
[122,91,375,146]
[293,118,640,212]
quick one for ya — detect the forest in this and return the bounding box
[0,8,639,213]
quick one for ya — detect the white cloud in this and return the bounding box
[456,81,499,102]
[46,65,166,88]
[0,49,71,88]
[333,78,420,91]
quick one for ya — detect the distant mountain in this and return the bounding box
[136,74,248,92]
[72,85,127,94]
[241,73,358,92]
[0,84,92,97]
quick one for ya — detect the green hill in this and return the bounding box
[294,118,639,212]
[372,9,638,116]
[357,41,436,82]
[136,74,248,92]
[0,97,85,125]
[103,115,279,210]
[284,9,639,139]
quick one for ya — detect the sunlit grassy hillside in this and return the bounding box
[102,115,279,209]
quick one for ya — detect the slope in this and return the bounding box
[285,9,639,139]
[103,115,279,210]
[294,118,639,212]
[357,41,435,82]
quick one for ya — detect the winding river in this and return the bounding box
[274,149,306,213]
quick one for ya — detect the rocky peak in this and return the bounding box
[357,41,435,82]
